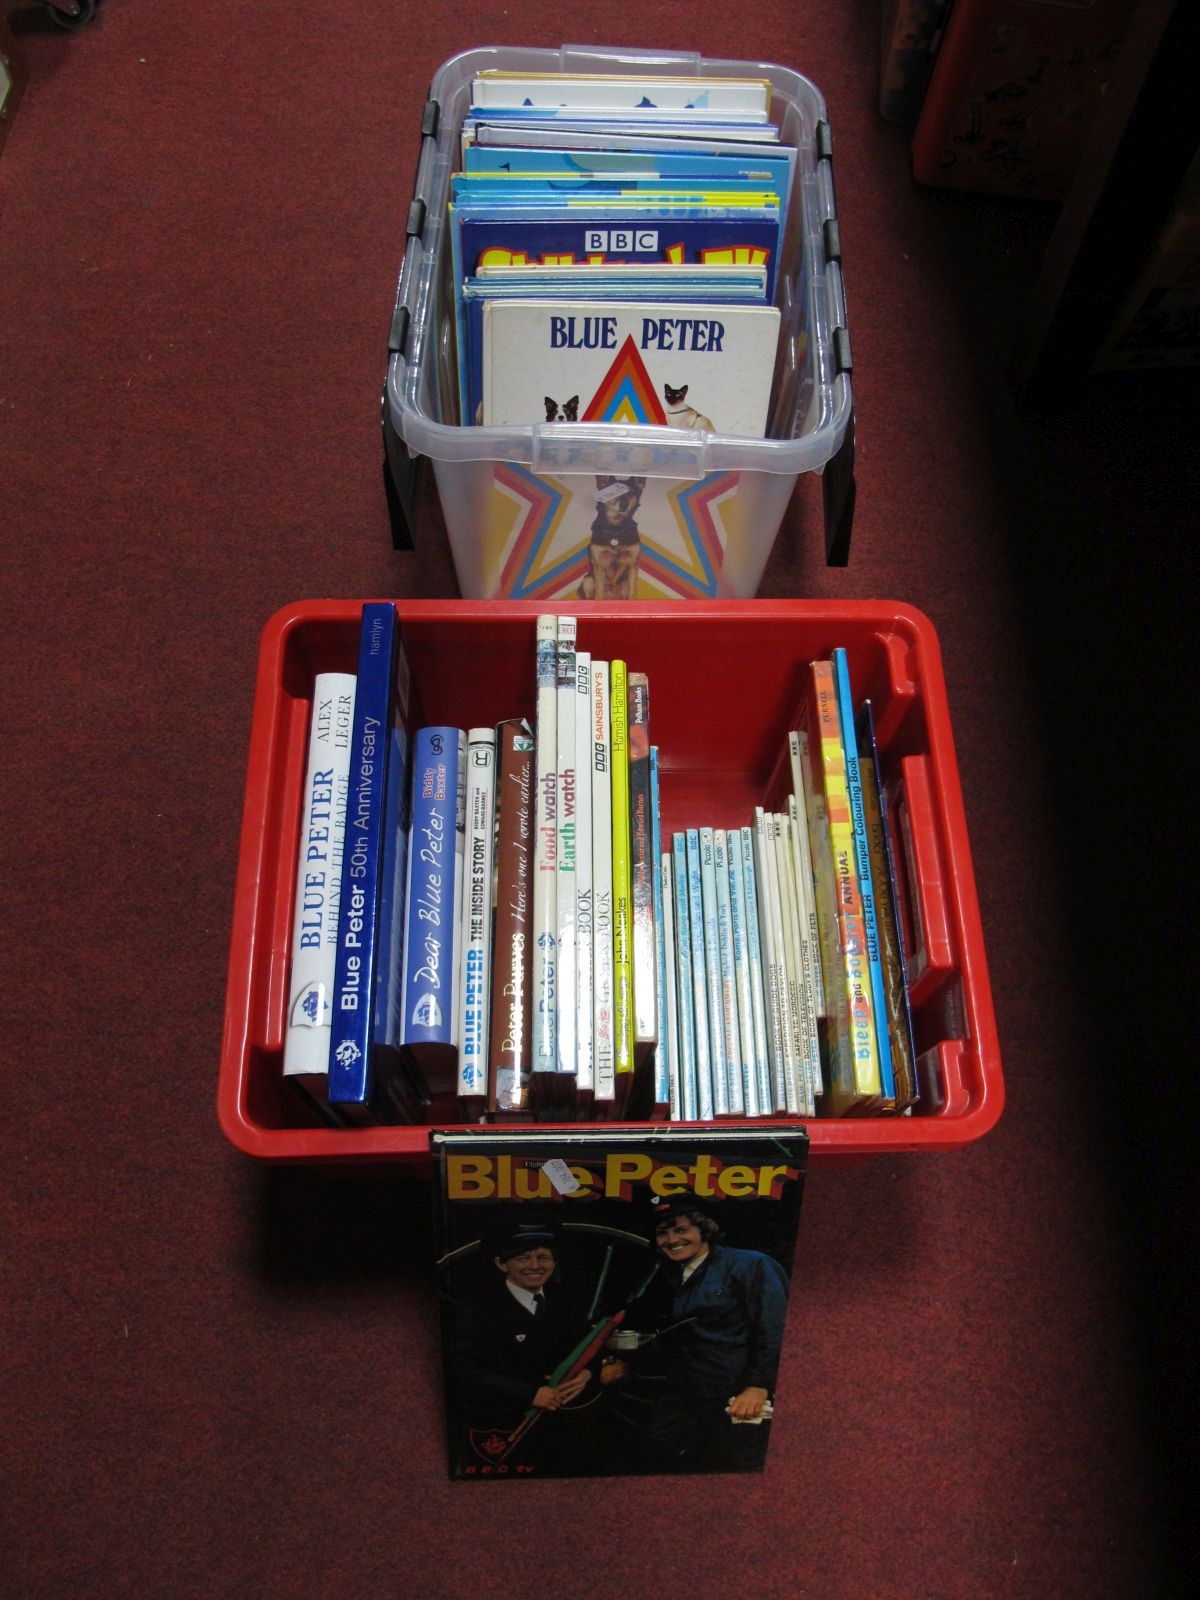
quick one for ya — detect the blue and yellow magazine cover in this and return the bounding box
[431,1124,808,1479]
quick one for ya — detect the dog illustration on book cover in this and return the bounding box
[577,475,646,600]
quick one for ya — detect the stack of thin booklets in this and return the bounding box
[449,68,791,435]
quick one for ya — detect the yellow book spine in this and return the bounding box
[609,660,633,1080]
[813,659,881,1107]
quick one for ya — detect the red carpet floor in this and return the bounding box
[2,3,1195,1596]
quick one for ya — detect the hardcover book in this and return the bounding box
[432,1123,809,1480]
[488,719,536,1113]
[399,725,467,1098]
[328,604,416,1121]
[480,299,780,435]
[283,671,356,1117]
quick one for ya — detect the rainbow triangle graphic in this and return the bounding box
[582,336,667,425]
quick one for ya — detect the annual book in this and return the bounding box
[489,718,536,1113]
[282,671,356,1118]
[328,604,416,1121]
[432,1122,810,1480]
[399,725,467,1099]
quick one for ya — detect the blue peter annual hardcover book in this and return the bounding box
[400,726,467,1094]
[328,603,415,1120]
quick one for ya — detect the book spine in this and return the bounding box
[398,725,465,1052]
[773,811,813,1115]
[857,700,919,1112]
[685,828,714,1121]
[574,652,594,1097]
[627,672,657,1051]
[672,833,700,1123]
[812,657,881,1109]
[532,615,559,1077]
[739,824,774,1117]
[488,719,535,1113]
[712,828,744,1116]
[698,827,729,1116]
[832,648,896,1105]
[457,727,497,1104]
[283,672,356,1092]
[752,808,787,1113]
[659,844,683,1121]
[650,747,670,1117]
[725,825,760,1118]
[555,616,578,1082]
[610,660,634,1092]
[590,661,615,1108]
[788,730,827,1018]
[329,604,410,1112]
[785,795,825,1107]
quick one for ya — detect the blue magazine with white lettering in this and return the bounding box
[328,603,416,1121]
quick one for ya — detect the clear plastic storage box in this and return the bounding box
[383,45,857,596]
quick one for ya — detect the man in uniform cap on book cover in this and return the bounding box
[451,1218,621,1473]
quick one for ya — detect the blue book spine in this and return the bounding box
[328,604,412,1110]
[832,648,896,1102]
[685,828,714,1121]
[671,834,700,1123]
[400,727,466,1049]
[698,826,729,1116]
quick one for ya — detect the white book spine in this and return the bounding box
[532,615,559,1075]
[456,728,496,1098]
[590,661,615,1104]
[765,810,802,1115]
[774,811,813,1116]
[712,829,744,1116]
[740,824,773,1118]
[574,652,594,1094]
[685,829,713,1120]
[726,827,761,1118]
[555,616,577,1078]
[787,793,825,1105]
[450,734,468,1049]
[283,672,357,1083]
[789,731,827,1017]
[660,847,682,1121]
[753,808,787,1112]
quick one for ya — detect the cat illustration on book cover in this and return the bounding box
[663,383,713,432]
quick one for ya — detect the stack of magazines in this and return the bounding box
[449,67,791,436]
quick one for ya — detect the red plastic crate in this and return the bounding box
[218,600,1003,1166]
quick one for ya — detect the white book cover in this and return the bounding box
[532,615,558,1075]
[725,827,760,1118]
[712,829,744,1116]
[590,660,615,1105]
[481,299,780,436]
[456,728,497,1100]
[471,72,772,118]
[283,672,356,1087]
[739,824,774,1118]
[574,651,594,1094]
[555,616,578,1078]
